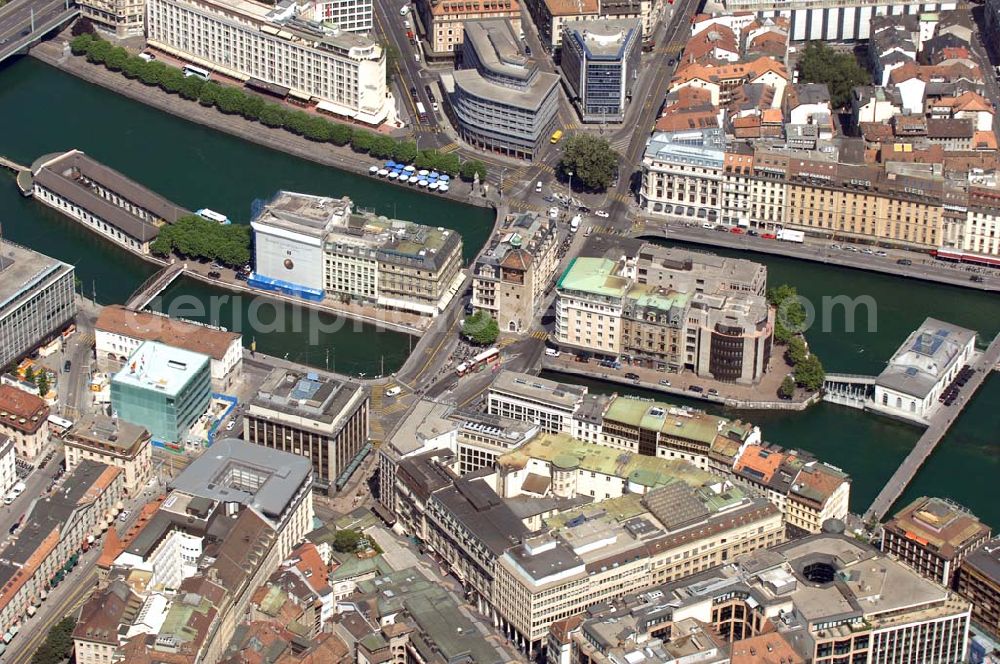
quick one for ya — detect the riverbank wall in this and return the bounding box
[29,38,494,211]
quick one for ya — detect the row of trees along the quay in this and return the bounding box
[68,32,490,181]
[150,214,251,267]
[769,284,826,395]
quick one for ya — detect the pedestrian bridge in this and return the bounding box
[822,373,876,410]
[125,263,185,311]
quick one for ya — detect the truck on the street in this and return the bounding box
[415,101,427,121]
[776,229,804,243]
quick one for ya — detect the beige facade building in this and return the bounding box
[245,368,369,494]
[146,0,391,124]
[78,0,144,36]
[0,384,49,461]
[64,416,152,497]
[417,0,521,55]
[555,243,773,384]
[472,212,559,334]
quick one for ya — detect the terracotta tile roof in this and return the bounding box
[734,444,784,483]
[98,495,165,570]
[683,25,739,62]
[789,463,848,506]
[762,108,783,123]
[0,385,49,435]
[500,247,532,271]
[731,632,805,664]
[656,112,719,132]
[293,541,330,589]
[973,130,998,150]
[673,57,788,87]
[890,61,983,84]
[953,91,994,113]
[96,305,240,362]
[548,615,584,644]
[278,633,351,664]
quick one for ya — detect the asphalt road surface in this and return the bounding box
[0,0,72,58]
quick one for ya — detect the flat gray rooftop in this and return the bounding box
[168,438,311,522]
[876,317,977,398]
[252,367,363,427]
[562,18,641,58]
[490,370,586,410]
[0,239,72,316]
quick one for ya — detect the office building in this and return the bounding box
[245,367,369,494]
[250,191,464,315]
[554,241,773,384]
[654,528,971,663]
[416,0,521,56]
[958,539,1000,641]
[487,370,587,435]
[83,439,314,664]
[64,415,153,497]
[882,496,991,587]
[471,212,560,332]
[146,0,391,125]
[110,341,212,444]
[309,0,372,32]
[77,0,144,36]
[0,461,125,640]
[96,305,243,390]
[0,384,50,461]
[448,21,560,161]
[31,150,188,256]
[560,19,641,123]
[873,318,977,423]
[0,240,75,371]
[720,0,957,41]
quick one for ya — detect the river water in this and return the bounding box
[1,57,998,525]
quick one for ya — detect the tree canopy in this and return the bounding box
[150,215,251,267]
[461,311,499,345]
[30,616,76,664]
[779,375,796,399]
[558,134,619,191]
[797,42,871,109]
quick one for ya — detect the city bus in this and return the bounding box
[183,64,211,81]
[550,129,564,144]
[415,101,428,122]
[456,347,501,377]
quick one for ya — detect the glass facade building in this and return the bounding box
[111,341,211,443]
[560,18,641,123]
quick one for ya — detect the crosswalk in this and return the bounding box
[439,142,459,154]
[508,199,546,213]
[528,330,548,340]
[609,192,634,204]
[413,125,445,134]
[592,224,629,236]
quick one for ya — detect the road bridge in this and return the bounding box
[125,263,185,311]
[864,332,1000,524]
[0,0,78,64]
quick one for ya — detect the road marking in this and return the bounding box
[439,142,459,153]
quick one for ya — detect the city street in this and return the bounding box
[0,0,74,61]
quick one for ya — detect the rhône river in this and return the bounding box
[1,57,998,526]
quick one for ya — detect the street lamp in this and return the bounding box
[567,170,574,210]
[500,167,507,198]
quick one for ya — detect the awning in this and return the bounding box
[246,78,289,97]
[288,89,312,102]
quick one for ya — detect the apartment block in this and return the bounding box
[250,191,464,315]
[0,239,76,371]
[309,0,372,32]
[448,20,560,160]
[882,496,991,588]
[95,305,242,391]
[653,529,970,663]
[0,461,124,639]
[0,384,49,461]
[472,212,560,333]
[416,0,521,56]
[146,0,390,124]
[77,0,144,36]
[958,538,1000,641]
[88,439,314,664]
[64,415,152,496]
[560,18,641,123]
[554,241,773,384]
[245,367,369,494]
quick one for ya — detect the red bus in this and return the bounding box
[456,347,501,377]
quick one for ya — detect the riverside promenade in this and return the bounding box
[864,332,1000,524]
[29,38,491,210]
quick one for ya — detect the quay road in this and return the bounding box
[864,332,1000,524]
[0,0,76,63]
[635,219,1000,292]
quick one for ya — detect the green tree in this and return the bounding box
[437,153,460,176]
[332,529,362,553]
[415,149,439,171]
[69,33,94,56]
[329,123,353,146]
[138,60,167,86]
[215,86,247,114]
[284,110,311,135]
[259,103,288,128]
[159,67,185,94]
[121,55,147,79]
[779,375,796,399]
[30,617,76,664]
[369,135,397,159]
[461,311,499,345]
[104,47,129,71]
[391,140,418,164]
[558,134,619,191]
[36,371,50,397]
[197,81,224,107]
[22,366,33,384]
[350,130,375,153]
[797,41,871,108]
[383,41,400,85]
[240,93,267,121]
[177,74,205,100]
[459,159,487,182]
[768,283,807,342]
[786,336,808,366]
[71,16,95,36]
[794,354,826,391]
[302,116,334,141]
[85,38,112,64]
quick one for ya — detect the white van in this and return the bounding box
[385,385,402,397]
[399,5,409,15]
[535,181,543,193]
[138,52,156,62]
[544,348,560,357]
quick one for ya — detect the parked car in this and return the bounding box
[385,385,402,397]
[971,275,985,283]
[688,385,704,393]
[897,258,913,266]
[701,222,713,229]
[707,388,719,396]
[119,510,132,523]
[545,348,560,357]
[658,379,671,387]
[208,271,221,278]
[748,230,759,237]
[63,360,72,373]
[624,372,640,381]
[594,210,610,218]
